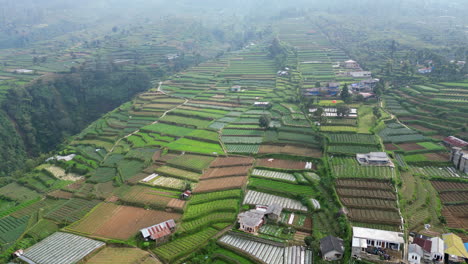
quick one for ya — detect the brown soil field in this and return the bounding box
[431,181,468,192]
[347,208,400,225]
[409,124,436,132]
[302,217,312,231]
[201,166,250,179]
[127,173,150,185]
[210,157,254,168]
[194,176,247,193]
[256,159,313,170]
[65,179,85,190]
[396,143,425,151]
[384,143,399,151]
[119,186,172,208]
[336,188,396,200]
[258,144,322,158]
[340,197,397,210]
[69,203,181,240]
[94,182,117,199]
[430,135,446,141]
[336,179,393,191]
[439,191,468,203]
[424,152,450,162]
[442,205,468,229]
[47,190,73,199]
[167,199,186,210]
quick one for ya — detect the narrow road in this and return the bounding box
[106,81,187,155]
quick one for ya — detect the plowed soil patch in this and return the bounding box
[201,166,250,179]
[69,203,181,240]
[384,143,399,151]
[439,191,468,203]
[431,181,468,192]
[259,144,322,158]
[167,199,186,210]
[210,157,254,167]
[194,176,247,193]
[396,143,424,151]
[424,152,449,162]
[47,190,73,199]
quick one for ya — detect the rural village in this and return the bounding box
[0,4,467,264]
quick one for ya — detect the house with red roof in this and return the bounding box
[444,136,468,149]
[140,219,176,244]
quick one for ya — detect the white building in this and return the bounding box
[356,152,394,167]
[349,71,372,78]
[352,227,405,258]
[408,244,424,264]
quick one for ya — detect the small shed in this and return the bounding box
[320,236,345,261]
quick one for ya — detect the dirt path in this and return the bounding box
[105,81,188,156]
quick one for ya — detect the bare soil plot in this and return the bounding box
[396,143,425,151]
[347,208,401,225]
[336,188,396,200]
[340,197,397,210]
[210,156,254,167]
[431,181,468,192]
[167,199,186,211]
[336,179,393,191]
[423,152,450,162]
[47,190,73,199]
[256,159,313,170]
[128,173,151,185]
[68,203,181,240]
[384,143,399,151]
[442,205,468,229]
[200,166,250,179]
[194,176,247,193]
[439,191,468,203]
[65,179,86,190]
[259,144,322,158]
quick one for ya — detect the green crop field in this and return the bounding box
[248,177,315,197]
[330,157,395,179]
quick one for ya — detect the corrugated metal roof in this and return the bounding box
[140,219,175,240]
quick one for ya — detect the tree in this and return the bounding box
[304,236,314,247]
[336,104,350,118]
[259,115,271,128]
[315,81,321,88]
[340,84,351,103]
[373,106,382,119]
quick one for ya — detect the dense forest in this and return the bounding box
[0,67,151,176]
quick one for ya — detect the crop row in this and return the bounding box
[251,169,297,183]
[243,191,307,212]
[183,199,239,221]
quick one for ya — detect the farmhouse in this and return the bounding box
[356,152,393,167]
[450,147,468,173]
[444,136,468,148]
[180,190,192,200]
[230,85,242,92]
[351,227,404,259]
[412,233,444,263]
[253,101,270,108]
[408,244,424,264]
[349,71,372,78]
[442,233,468,263]
[237,204,283,233]
[351,78,379,92]
[237,209,265,234]
[344,60,360,69]
[320,235,345,261]
[140,219,176,244]
[14,69,34,74]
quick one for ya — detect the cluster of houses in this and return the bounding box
[318,227,468,264]
[444,136,468,173]
[237,204,282,234]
